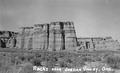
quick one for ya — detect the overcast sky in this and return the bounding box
[0,0,120,41]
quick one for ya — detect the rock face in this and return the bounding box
[77,37,120,51]
[0,31,18,48]
[16,21,77,51]
[1,22,120,52]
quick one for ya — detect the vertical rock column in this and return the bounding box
[52,23,56,51]
[27,27,34,50]
[42,24,48,50]
[21,27,25,49]
[60,22,65,50]
[46,24,49,50]
[48,23,54,51]
[33,24,49,50]
[71,22,77,48]
[33,24,43,50]
[16,33,22,49]
[55,22,62,51]
[64,22,77,51]
[20,27,33,49]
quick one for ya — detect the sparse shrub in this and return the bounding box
[59,61,68,67]
[46,61,56,68]
[82,57,94,62]
[19,63,35,73]
[66,58,73,63]
[106,56,120,69]
[49,56,58,62]
[35,53,41,57]
[20,56,25,61]
[59,52,66,58]
[95,57,102,61]
[32,58,42,66]
[25,54,34,62]
[11,56,16,64]
[72,57,85,67]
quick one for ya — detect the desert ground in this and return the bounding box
[0,48,120,73]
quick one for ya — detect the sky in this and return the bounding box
[0,0,120,41]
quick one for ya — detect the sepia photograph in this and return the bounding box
[0,0,120,73]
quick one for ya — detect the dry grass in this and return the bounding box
[105,55,120,69]
[0,50,120,73]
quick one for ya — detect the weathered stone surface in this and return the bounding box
[0,31,18,48]
[77,37,120,51]
[16,21,77,51]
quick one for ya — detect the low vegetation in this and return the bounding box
[0,50,120,73]
[105,55,120,69]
